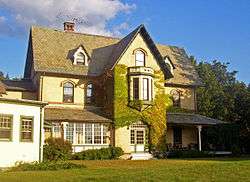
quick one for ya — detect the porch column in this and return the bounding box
[197,125,202,151]
[62,122,68,140]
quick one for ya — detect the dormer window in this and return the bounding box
[164,56,174,74]
[73,46,88,66]
[135,50,145,66]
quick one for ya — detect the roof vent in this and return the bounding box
[64,22,75,32]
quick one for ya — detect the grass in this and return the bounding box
[0,158,250,182]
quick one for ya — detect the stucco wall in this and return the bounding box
[167,126,198,147]
[165,86,196,110]
[41,76,87,107]
[115,126,131,153]
[0,102,42,167]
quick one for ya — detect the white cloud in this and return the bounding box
[0,0,136,37]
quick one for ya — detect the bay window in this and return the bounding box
[143,78,149,100]
[133,78,139,100]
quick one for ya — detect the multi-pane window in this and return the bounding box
[94,124,101,144]
[170,89,181,107]
[136,130,144,144]
[103,125,109,144]
[66,123,74,143]
[133,78,139,100]
[85,123,92,144]
[0,114,12,141]
[143,78,149,100]
[135,50,145,66]
[130,130,135,144]
[86,83,93,104]
[76,123,84,144]
[20,117,33,142]
[52,122,61,138]
[76,52,85,65]
[64,123,109,145]
[63,82,74,103]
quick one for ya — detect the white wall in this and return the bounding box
[0,102,42,167]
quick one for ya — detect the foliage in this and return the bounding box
[192,58,250,153]
[9,161,85,171]
[166,150,213,158]
[113,65,172,151]
[202,124,240,152]
[72,147,123,160]
[43,138,72,161]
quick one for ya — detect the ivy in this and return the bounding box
[113,65,172,151]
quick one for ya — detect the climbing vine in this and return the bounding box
[113,64,172,151]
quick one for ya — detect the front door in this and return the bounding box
[130,122,148,153]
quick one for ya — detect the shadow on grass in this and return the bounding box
[171,156,250,162]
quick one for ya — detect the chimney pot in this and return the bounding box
[64,22,75,32]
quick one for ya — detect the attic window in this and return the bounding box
[164,57,174,74]
[73,47,88,66]
[135,50,145,66]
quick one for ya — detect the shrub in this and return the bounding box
[10,161,85,171]
[43,138,72,161]
[166,150,212,158]
[72,147,123,160]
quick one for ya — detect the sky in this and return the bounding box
[0,0,249,84]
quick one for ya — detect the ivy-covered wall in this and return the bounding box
[113,64,172,151]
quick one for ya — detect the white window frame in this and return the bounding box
[73,46,88,66]
[135,50,145,66]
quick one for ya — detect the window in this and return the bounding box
[173,127,182,145]
[66,123,74,143]
[133,78,139,100]
[86,83,93,104]
[20,116,33,142]
[130,130,135,144]
[143,78,149,100]
[85,123,92,144]
[64,123,109,145]
[52,122,61,138]
[75,52,85,65]
[94,124,101,144]
[170,89,181,107]
[135,50,145,66]
[0,114,12,141]
[76,123,84,144]
[63,82,74,103]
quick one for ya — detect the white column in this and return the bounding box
[197,125,202,151]
[62,122,68,140]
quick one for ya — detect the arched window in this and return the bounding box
[135,50,145,66]
[75,52,85,65]
[170,89,181,107]
[63,82,74,103]
[86,83,93,104]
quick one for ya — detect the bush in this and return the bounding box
[72,147,123,160]
[43,138,72,161]
[166,150,212,158]
[10,161,85,171]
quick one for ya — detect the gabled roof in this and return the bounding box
[167,113,225,125]
[107,24,173,78]
[0,80,6,94]
[2,79,36,92]
[24,25,202,86]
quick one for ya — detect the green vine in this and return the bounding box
[113,64,172,151]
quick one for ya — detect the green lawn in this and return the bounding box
[1,158,250,182]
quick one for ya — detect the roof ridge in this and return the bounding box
[31,25,121,40]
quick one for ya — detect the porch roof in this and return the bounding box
[167,112,225,126]
[44,107,112,123]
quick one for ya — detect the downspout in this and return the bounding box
[39,107,44,162]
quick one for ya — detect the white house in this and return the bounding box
[0,81,47,167]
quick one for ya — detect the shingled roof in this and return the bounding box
[24,25,202,86]
[44,107,112,123]
[167,113,225,125]
[0,80,6,94]
[2,79,36,92]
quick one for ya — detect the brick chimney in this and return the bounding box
[64,22,75,32]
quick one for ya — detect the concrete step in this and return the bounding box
[131,153,153,160]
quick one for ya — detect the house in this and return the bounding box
[0,22,224,163]
[0,80,47,167]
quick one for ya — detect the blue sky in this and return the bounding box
[0,0,249,84]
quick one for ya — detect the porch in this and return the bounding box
[167,112,225,151]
